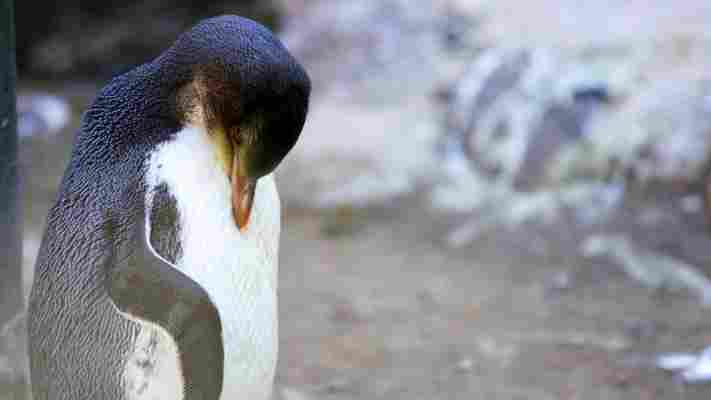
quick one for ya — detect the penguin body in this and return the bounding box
[28,16,309,400]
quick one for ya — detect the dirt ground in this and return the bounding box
[275,202,711,400]
[1,83,708,400]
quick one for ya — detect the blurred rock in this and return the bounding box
[431,40,711,251]
[279,96,438,208]
[280,0,469,90]
[0,312,28,386]
[445,47,635,188]
[17,93,71,139]
[582,234,711,305]
[657,352,700,371]
[280,0,711,221]
[657,347,711,383]
[442,182,624,248]
[278,0,460,208]
[429,47,638,246]
[583,80,711,184]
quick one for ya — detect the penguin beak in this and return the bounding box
[208,127,256,231]
[231,151,256,231]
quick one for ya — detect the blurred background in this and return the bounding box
[4,0,711,398]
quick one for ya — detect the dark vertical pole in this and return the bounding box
[0,0,25,393]
[0,0,21,325]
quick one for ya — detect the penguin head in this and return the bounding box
[158,16,310,230]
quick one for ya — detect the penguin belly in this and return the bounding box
[124,322,184,400]
[126,125,281,400]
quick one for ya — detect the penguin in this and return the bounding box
[27,15,310,400]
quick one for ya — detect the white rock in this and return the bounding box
[657,353,699,372]
[582,234,711,306]
[657,347,711,384]
[681,347,711,383]
[17,93,71,138]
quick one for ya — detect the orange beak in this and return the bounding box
[231,152,256,231]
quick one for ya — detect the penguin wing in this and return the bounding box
[107,213,223,400]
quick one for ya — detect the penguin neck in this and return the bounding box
[146,123,281,286]
[68,63,178,191]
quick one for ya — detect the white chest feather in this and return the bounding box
[125,125,281,400]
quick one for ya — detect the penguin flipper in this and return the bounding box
[107,216,223,400]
